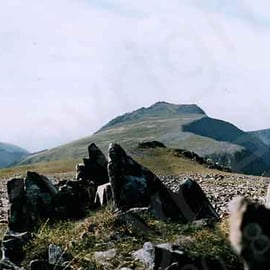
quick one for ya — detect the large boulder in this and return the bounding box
[24,172,58,228]
[108,143,218,222]
[7,170,99,232]
[7,179,27,232]
[170,178,220,221]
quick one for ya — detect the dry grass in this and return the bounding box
[0,149,242,269]
[0,159,80,179]
[22,208,243,270]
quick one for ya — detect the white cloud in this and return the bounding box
[0,0,270,151]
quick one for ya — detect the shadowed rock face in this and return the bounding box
[107,143,219,223]
[108,143,155,209]
[76,143,109,186]
[230,197,270,270]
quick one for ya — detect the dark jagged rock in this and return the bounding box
[76,143,108,186]
[108,143,218,222]
[24,172,58,226]
[55,180,96,219]
[7,170,99,233]
[7,179,24,204]
[138,141,166,149]
[9,171,59,231]
[171,178,219,222]
[7,179,27,232]
[108,143,184,221]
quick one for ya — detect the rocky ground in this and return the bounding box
[160,173,270,217]
[1,171,269,224]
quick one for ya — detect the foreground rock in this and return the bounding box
[8,172,58,232]
[134,242,226,270]
[229,197,270,270]
[108,143,219,222]
[171,178,219,221]
[55,179,96,219]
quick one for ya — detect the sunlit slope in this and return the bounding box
[20,101,270,175]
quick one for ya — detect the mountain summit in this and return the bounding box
[99,102,206,131]
[20,101,270,176]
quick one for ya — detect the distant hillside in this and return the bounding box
[183,118,270,175]
[20,101,270,175]
[248,129,270,147]
[0,142,29,168]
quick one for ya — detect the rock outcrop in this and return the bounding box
[2,142,223,269]
[108,143,219,222]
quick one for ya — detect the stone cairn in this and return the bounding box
[1,143,221,269]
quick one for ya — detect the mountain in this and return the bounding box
[248,129,270,147]
[20,101,270,175]
[0,142,29,168]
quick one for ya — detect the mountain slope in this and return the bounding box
[248,129,270,147]
[0,142,29,168]
[20,102,270,175]
[182,118,270,175]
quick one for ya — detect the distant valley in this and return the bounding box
[0,143,29,168]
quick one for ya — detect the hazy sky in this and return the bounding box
[1,0,270,152]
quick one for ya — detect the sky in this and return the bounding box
[1,0,270,152]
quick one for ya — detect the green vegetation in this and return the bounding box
[0,159,80,179]
[22,208,242,269]
[0,148,217,180]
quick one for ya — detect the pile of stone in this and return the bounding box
[1,143,220,269]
